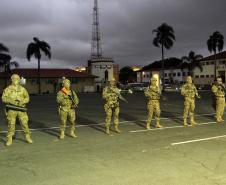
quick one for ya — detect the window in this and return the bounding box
[182,72,186,76]
[211,75,214,78]
[173,73,176,77]
[70,78,78,84]
[169,73,172,77]
[177,72,181,76]
[206,75,209,78]
[195,75,199,78]
[200,75,204,78]
[210,61,214,65]
[219,60,226,65]
[206,62,209,65]
[165,73,167,77]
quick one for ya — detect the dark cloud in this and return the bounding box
[0,0,226,69]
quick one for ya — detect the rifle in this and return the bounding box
[61,87,78,108]
[109,87,128,103]
[5,104,27,112]
[147,86,167,101]
[219,84,226,92]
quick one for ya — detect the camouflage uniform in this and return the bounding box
[57,79,79,139]
[145,77,162,129]
[2,74,33,146]
[211,77,225,123]
[181,76,200,126]
[102,79,121,134]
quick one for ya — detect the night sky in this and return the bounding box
[0,0,226,68]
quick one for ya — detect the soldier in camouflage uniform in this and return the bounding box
[102,78,122,135]
[57,79,79,139]
[211,76,225,123]
[181,76,201,126]
[145,77,163,129]
[2,74,33,146]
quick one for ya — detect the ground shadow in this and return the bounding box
[77,115,106,134]
[29,120,59,138]
[161,110,184,125]
[0,133,6,144]
[120,112,146,129]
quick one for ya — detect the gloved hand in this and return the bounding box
[196,94,201,99]
[9,100,20,105]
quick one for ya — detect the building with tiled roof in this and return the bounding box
[193,51,226,85]
[0,68,97,94]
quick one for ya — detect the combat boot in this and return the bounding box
[219,117,224,123]
[217,117,224,123]
[115,125,122,133]
[105,127,110,135]
[155,121,163,128]
[6,137,13,146]
[25,135,33,144]
[183,119,188,126]
[190,118,197,125]
[59,131,65,139]
[70,129,77,138]
[146,123,151,130]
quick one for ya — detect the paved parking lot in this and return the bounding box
[0,91,225,185]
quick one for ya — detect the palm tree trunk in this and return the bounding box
[214,52,217,78]
[161,44,165,91]
[38,58,41,94]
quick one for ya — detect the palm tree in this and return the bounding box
[181,51,203,76]
[153,23,175,90]
[0,43,11,64]
[207,31,224,78]
[1,59,19,87]
[0,43,19,86]
[26,37,51,94]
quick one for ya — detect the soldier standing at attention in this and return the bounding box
[145,77,163,129]
[181,76,201,126]
[2,74,33,146]
[102,78,122,135]
[57,79,79,139]
[211,76,225,123]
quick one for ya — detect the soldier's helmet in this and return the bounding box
[11,74,20,80]
[150,77,157,82]
[108,78,116,86]
[62,79,71,85]
[109,78,116,82]
[186,76,192,82]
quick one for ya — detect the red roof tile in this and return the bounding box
[0,68,97,78]
[200,50,226,61]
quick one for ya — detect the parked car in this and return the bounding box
[127,83,145,92]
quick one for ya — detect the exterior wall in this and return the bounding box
[90,61,114,86]
[0,77,95,94]
[137,69,188,84]
[137,71,151,83]
[193,59,226,85]
[113,64,119,82]
[164,69,189,83]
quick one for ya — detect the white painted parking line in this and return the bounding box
[171,134,226,146]
[0,113,215,134]
[130,121,217,133]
